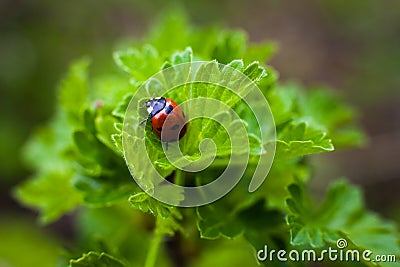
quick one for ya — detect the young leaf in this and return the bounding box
[15,171,83,224]
[111,133,123,155]
[211,31,247,64]
[72,174,136,205]
[129,192,173,219]
[17,113,82,223]
[255,159,310,211]
[94,115,121,155]
[273,121,334,160]
[112,93,134,120]
[16,12,377,267]
[89,75,134,109]
[298,87,366,148]
[59,58,90,124]
[196,203,243,239]
[69,251,125,267]
[237,200,290,264]
[154,208,184,236]
[170,46,193,65]
[243,41,278,64]
[242,61,267,84]
[147,11,190,53]
[129,193,184,236]
[113,45,161,82]
[266,83,297,126]
[286,180,400,266]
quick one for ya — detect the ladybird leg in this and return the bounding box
[139,117,148,125]
[166,142,169,150]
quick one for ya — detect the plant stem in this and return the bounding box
[174,169,185,185]
[144,217,164,267]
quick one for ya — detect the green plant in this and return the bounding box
[15,13,399,267]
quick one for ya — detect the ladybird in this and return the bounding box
[143,97,187,143]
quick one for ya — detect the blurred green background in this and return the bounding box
[1,0,399,266]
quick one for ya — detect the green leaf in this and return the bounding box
[196,196,291,265]
[59,58,90,124]
[94,115,121,155]
[147,11,190,53]
[15,171,83,224]
[256,159,310,210]
[298,87,366,148]
[111,133,123,155]
[73,174,135,205]
[243,41,277,64]
[129,193,183,236]
[74,130,99,160]
[196,203,244,239]
[113,45,161,82]
[211,31,247,64]
[129,192,173,218]
[190,237,260,267]
[83,108,97,135]
[170,46,193,65]
[17,112,82,223]
[195,157,309,241]
[271,83,365,149]
[75,205,152,265]
[89,75,134,109]
[177,59,269,156]
[72,130,113,178]
[112,93,133,119]
[16,12,377,267]
[286,180,400,266]
[154,209,184,236]
[122,56,270,202]
[237,201,290,263]
[267,83,365,154]
[21,115,73,171]
[243,61,267,84]
[69,251,125,267]
[274,121,334,160]
[266,83,297,126]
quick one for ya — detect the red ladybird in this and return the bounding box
[144,97,187,142]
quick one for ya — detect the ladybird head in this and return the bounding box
[145,97,166,118]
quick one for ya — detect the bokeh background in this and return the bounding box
[1,0,399,266]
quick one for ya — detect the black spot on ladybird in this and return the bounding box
[171,124,179,130]
[165,105,174,114]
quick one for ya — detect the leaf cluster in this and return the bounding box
[15,12,398,267]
